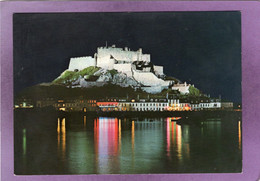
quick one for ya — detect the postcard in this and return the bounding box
[1,1,260,181]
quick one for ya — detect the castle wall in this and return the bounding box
[97,47,150,63]
[154,66,164,75]
[113,64,132,77]
[96,55,115,69]
[140,54,150,62]
[68,56,96,71]
[133,70,169,87]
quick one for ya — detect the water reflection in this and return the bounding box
[94,117,119,173]
[84,116,86,128]
[57,118,66,160]
[238,121,241,150]
[132,120,135,153]
[16,114,242,174]
[132,120,135,167]
[166,118,185,162]
[176,124,182,161]
[119,119,121,153]
[23,129,26,155]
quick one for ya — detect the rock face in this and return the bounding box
[54,67,142,89]
[53,65,190,94]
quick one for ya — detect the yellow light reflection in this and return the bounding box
[176,125,182,160]
[131,120,135,167]
[57,118,60,133]
[61,118,66,159]
[57,118,60,153]
[238,121,241,150]
[84,116,86,128]
[166,118,171,158]
[132,121,135,151]
[119,119,121,153]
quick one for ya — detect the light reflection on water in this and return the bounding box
[16,115,242,174]
[238,120,241,150]
[84,116,86,128]
[57,118,66,160]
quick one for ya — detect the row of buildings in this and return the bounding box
[14,97,234,112]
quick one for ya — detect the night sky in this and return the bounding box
[13,12,241,103]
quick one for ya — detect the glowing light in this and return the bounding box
[238,121,241,150]
[132,121,135,152]
[84,116,86,128]
[96,102,119,106]
[119,119,121,153]
[61,118,66,159]
[176,125,182,160]
[59,107,66,111]
[166,118,171,157]
[94,117,120,172]
[170,117,181,120]
[57,118,60,153]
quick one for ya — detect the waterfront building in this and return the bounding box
[190,102,221,111]
[118,99,169,111]
[52,99,97,111]
[36,98,56,108]
[96,101,118,111]
[221,102,234,110]
[25,96,225,112]
[167,99,191,111]
[14,98,34,108]
[96,98,192,112]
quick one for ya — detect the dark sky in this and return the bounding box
[13,12,241,103]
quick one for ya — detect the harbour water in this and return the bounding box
[14,111,242,174]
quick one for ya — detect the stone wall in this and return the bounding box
[68,56,96,71]
[133,69,169,87]
[154,66,164,75]
[140,54,150,62]
[113,64,132,77]
[96,55,115,70]
[97,46,150,63]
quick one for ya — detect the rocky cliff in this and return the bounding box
[53,66,142,89]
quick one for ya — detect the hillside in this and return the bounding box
[52,66,141,88]
[16,66,207,102]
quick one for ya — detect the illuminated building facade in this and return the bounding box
[53,99,97,111]
[14,98,34,108]
[190,102,221,111]
[16,97,224,112]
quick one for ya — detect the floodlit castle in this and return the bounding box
[67,44,191,94]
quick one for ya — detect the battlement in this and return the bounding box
[97,45,150,63]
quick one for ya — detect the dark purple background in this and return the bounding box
[1,1,260,181]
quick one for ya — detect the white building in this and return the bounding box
[117,100,169,112]
[172,82,191,94]
[190,102,221,110]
